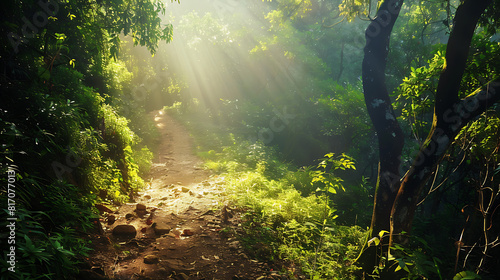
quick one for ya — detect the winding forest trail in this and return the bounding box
[85,110,279,280]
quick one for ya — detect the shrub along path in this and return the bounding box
[81,110,285,280]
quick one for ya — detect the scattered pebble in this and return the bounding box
[152,222,172,235]
[112,225,136,236]
[125,213,134,219]
[228,241,240,250]
[106,215,116,225]
[181,228,194,236]
[136,203,147,211]
[95,204,114,213]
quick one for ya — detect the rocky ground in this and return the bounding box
[79,110,295,280]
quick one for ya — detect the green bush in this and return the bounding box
[0,176,94,279]
[1,57,152,279]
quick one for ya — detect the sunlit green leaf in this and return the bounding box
[378,230,389,239]
[453,271,481,280]
[368,237,380,246]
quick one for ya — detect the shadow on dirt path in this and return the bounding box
[81,110,285,280]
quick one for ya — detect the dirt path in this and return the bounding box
[83,110,280,280]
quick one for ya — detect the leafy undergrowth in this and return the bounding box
[164,105,367,279]
[1,66,155,279]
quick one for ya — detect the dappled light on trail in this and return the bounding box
[155,110,164,128]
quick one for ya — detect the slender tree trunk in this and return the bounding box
[356,1,405,274]
[361,0,405,240]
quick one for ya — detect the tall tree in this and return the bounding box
[358,0,500,276]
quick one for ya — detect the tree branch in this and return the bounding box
[445,78,500,133]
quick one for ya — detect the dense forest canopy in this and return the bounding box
[1,0,499,279]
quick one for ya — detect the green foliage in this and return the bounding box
[105,60,133,94]
[461,33,500,94]
[134,147,154,176]
[395,49,446,136]
[265,0,313,23]
[227,166,367,279]
[278,221,365,279]
[160,1,376,168]
[456,112,500,163]
[179,12,235,49]
[453,271,482,280]
[99,0,175,56]
[311,153,355,194]
[227,171,326,223]
[396,33,500,139]
[366,232,444,280]
[1,194,93,279]
[331,176,372,226]
[181,111,368,278]
[315,82,369,137]
[339,0,370,22]
[391,30,499,278]
[387,0,449,88]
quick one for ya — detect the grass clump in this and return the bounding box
[220,152,366,279]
